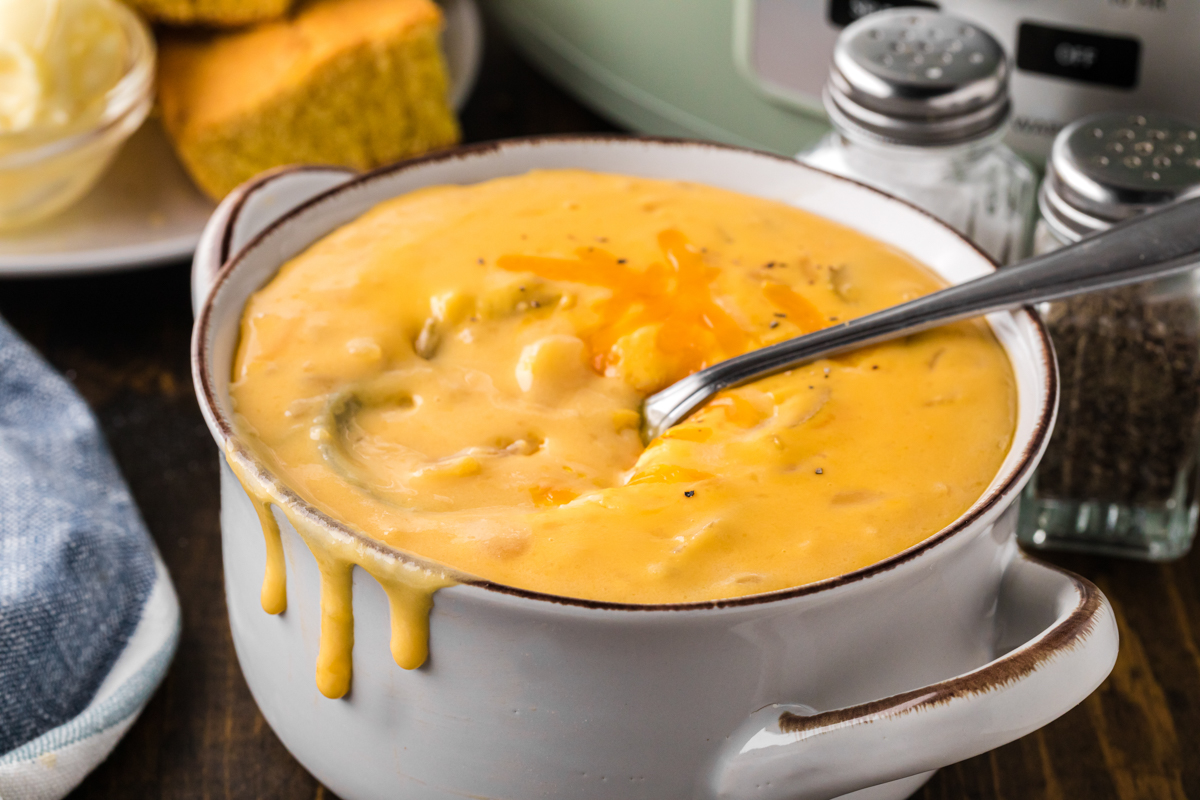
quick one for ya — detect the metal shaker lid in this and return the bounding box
[1040,112,1200,242]
[824,8,1010,146]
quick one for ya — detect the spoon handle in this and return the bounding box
[642,195,1200,440]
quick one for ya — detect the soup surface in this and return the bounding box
[231,169,1016,608]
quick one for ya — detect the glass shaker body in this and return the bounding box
[1018,113,1200,560]
[800,127,1037,264]
[796,8,1036,265]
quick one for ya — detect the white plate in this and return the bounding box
[0,0,483,278]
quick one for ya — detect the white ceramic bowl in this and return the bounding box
[191,137,1118,800]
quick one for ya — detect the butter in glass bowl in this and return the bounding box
[0,0,154,230]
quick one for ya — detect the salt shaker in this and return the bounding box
[1020,111,1200,560]
[798,9,1036,265]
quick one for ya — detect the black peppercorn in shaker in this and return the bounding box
[1019,112,1200,559]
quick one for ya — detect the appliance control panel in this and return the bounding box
[734,0,1200,160]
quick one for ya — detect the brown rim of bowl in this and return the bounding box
[193,133,1058,613]
[213,164,358,269]
[776,561,1104,732]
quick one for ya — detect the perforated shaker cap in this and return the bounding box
[1040,111,1200,242]
[824,8,1010,146]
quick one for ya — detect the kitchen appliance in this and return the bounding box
[482,0,1200,161]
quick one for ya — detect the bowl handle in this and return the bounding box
[190,165,357,316]
[708,553,1118,800]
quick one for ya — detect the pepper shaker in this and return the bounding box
[1020,111,1200,560]
[798,9,1036,265]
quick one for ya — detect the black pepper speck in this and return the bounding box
[685,490,695,498]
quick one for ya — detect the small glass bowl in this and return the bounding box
[0,0,155,231]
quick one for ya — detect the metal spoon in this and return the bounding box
[641,195,1200,442]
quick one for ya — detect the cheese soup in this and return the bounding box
[228,170,1016,696]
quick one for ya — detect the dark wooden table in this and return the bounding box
[2,18,1196,800]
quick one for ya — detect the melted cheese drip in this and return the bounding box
[227,170,1017,695]
[226,447,452,698]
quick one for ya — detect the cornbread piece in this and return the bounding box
[122,0,292,26]
[157,0,460,200]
